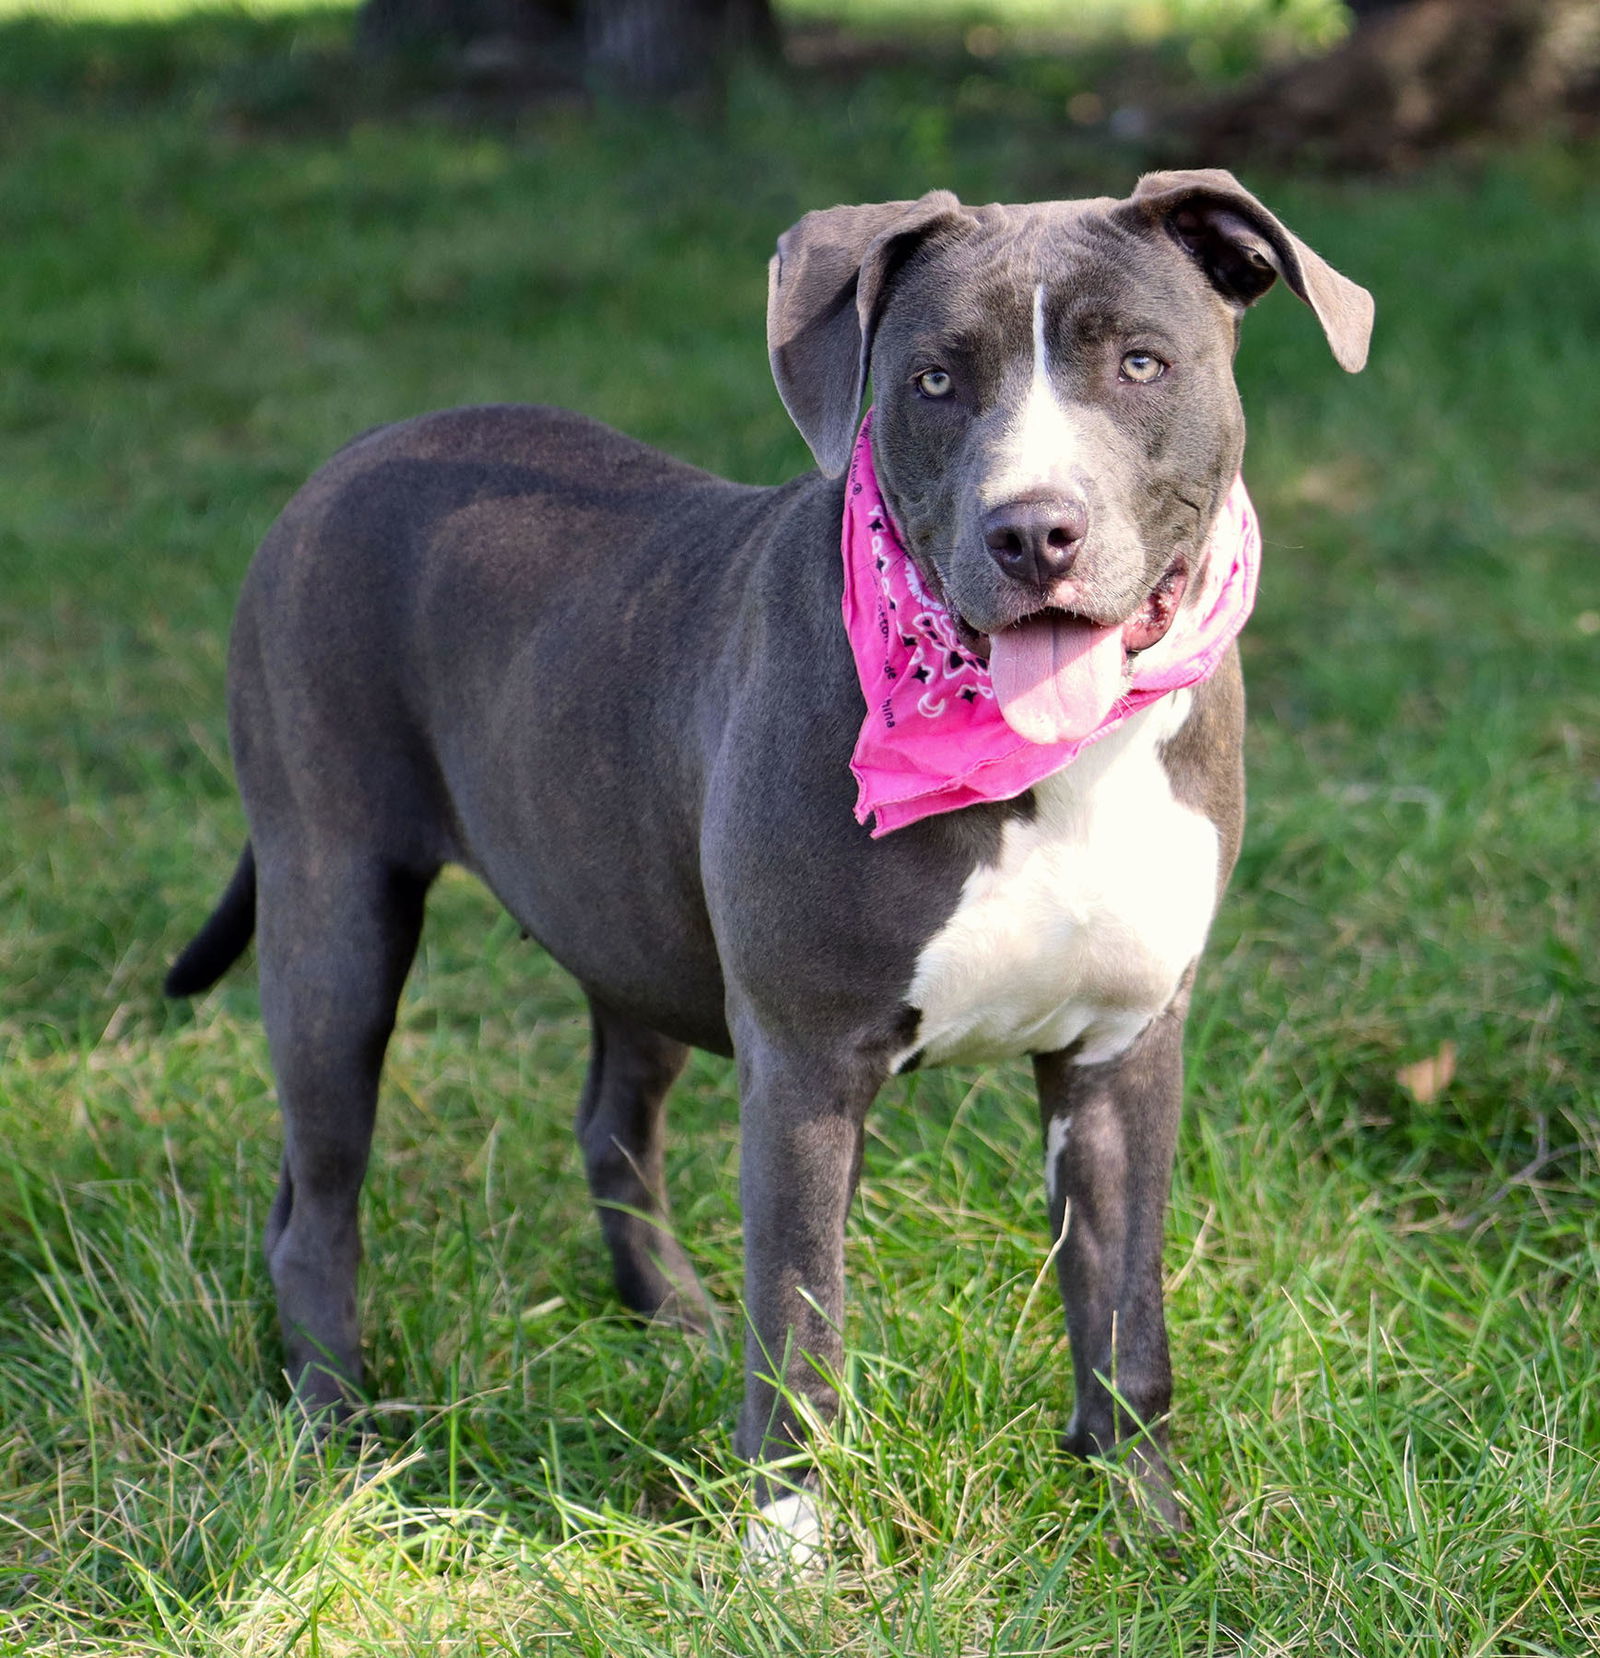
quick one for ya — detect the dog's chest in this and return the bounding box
[902,693,1220,1070]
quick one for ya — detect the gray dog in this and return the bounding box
[167,169,1371,1557]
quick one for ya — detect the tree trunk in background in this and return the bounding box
[1182,0,1600,170]
[584,0,777,93]
[356,0,777,96]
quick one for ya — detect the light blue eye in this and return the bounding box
[1120,351,1166,383]
[915,369,954,398]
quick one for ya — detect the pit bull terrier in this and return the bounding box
[166,168,1371,1558]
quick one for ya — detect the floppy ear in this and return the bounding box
[767,191,966,477]
[1121,168,1373,373]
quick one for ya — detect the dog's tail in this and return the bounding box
[164,843,257,998]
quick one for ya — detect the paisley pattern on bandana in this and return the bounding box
[841,410,1261,837]
[866,509,991,725]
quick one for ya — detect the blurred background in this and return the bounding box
[2,0,1597,1650]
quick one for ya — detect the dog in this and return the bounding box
[166,169,1371,1559]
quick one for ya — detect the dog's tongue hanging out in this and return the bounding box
[987,615,1126,745]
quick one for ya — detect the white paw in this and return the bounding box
[742,1492,824,1574]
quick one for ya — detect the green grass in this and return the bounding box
[2,2,1597,1652]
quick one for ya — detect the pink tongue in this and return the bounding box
[988,615,1126,744]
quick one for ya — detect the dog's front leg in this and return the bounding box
[1035,993,1190,1529]
[733,1029,882,1563]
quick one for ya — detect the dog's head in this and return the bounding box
[768,172,1372,740]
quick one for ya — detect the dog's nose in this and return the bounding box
[982,496,1089,587]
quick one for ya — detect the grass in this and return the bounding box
[1,0,1597,1651]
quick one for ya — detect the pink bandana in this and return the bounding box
[842,412,1261,837]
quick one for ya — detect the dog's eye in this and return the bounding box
[1119,351,1166,384]
[915,369,954,399]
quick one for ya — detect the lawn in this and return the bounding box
[1,1,1596,1652]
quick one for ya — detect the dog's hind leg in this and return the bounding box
[575,996,712,1332]
[256,850,432,1414]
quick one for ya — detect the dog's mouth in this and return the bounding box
[959,557,1190,746]
[1120,556,1191,653]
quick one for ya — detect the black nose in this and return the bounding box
[983,496,1089,587]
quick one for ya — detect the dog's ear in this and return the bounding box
[768,191,966,477]
[1121,169,1373,373]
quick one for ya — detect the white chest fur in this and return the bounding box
[902,691,1220,1070]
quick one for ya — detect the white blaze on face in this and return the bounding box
[982,282,1089,510]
